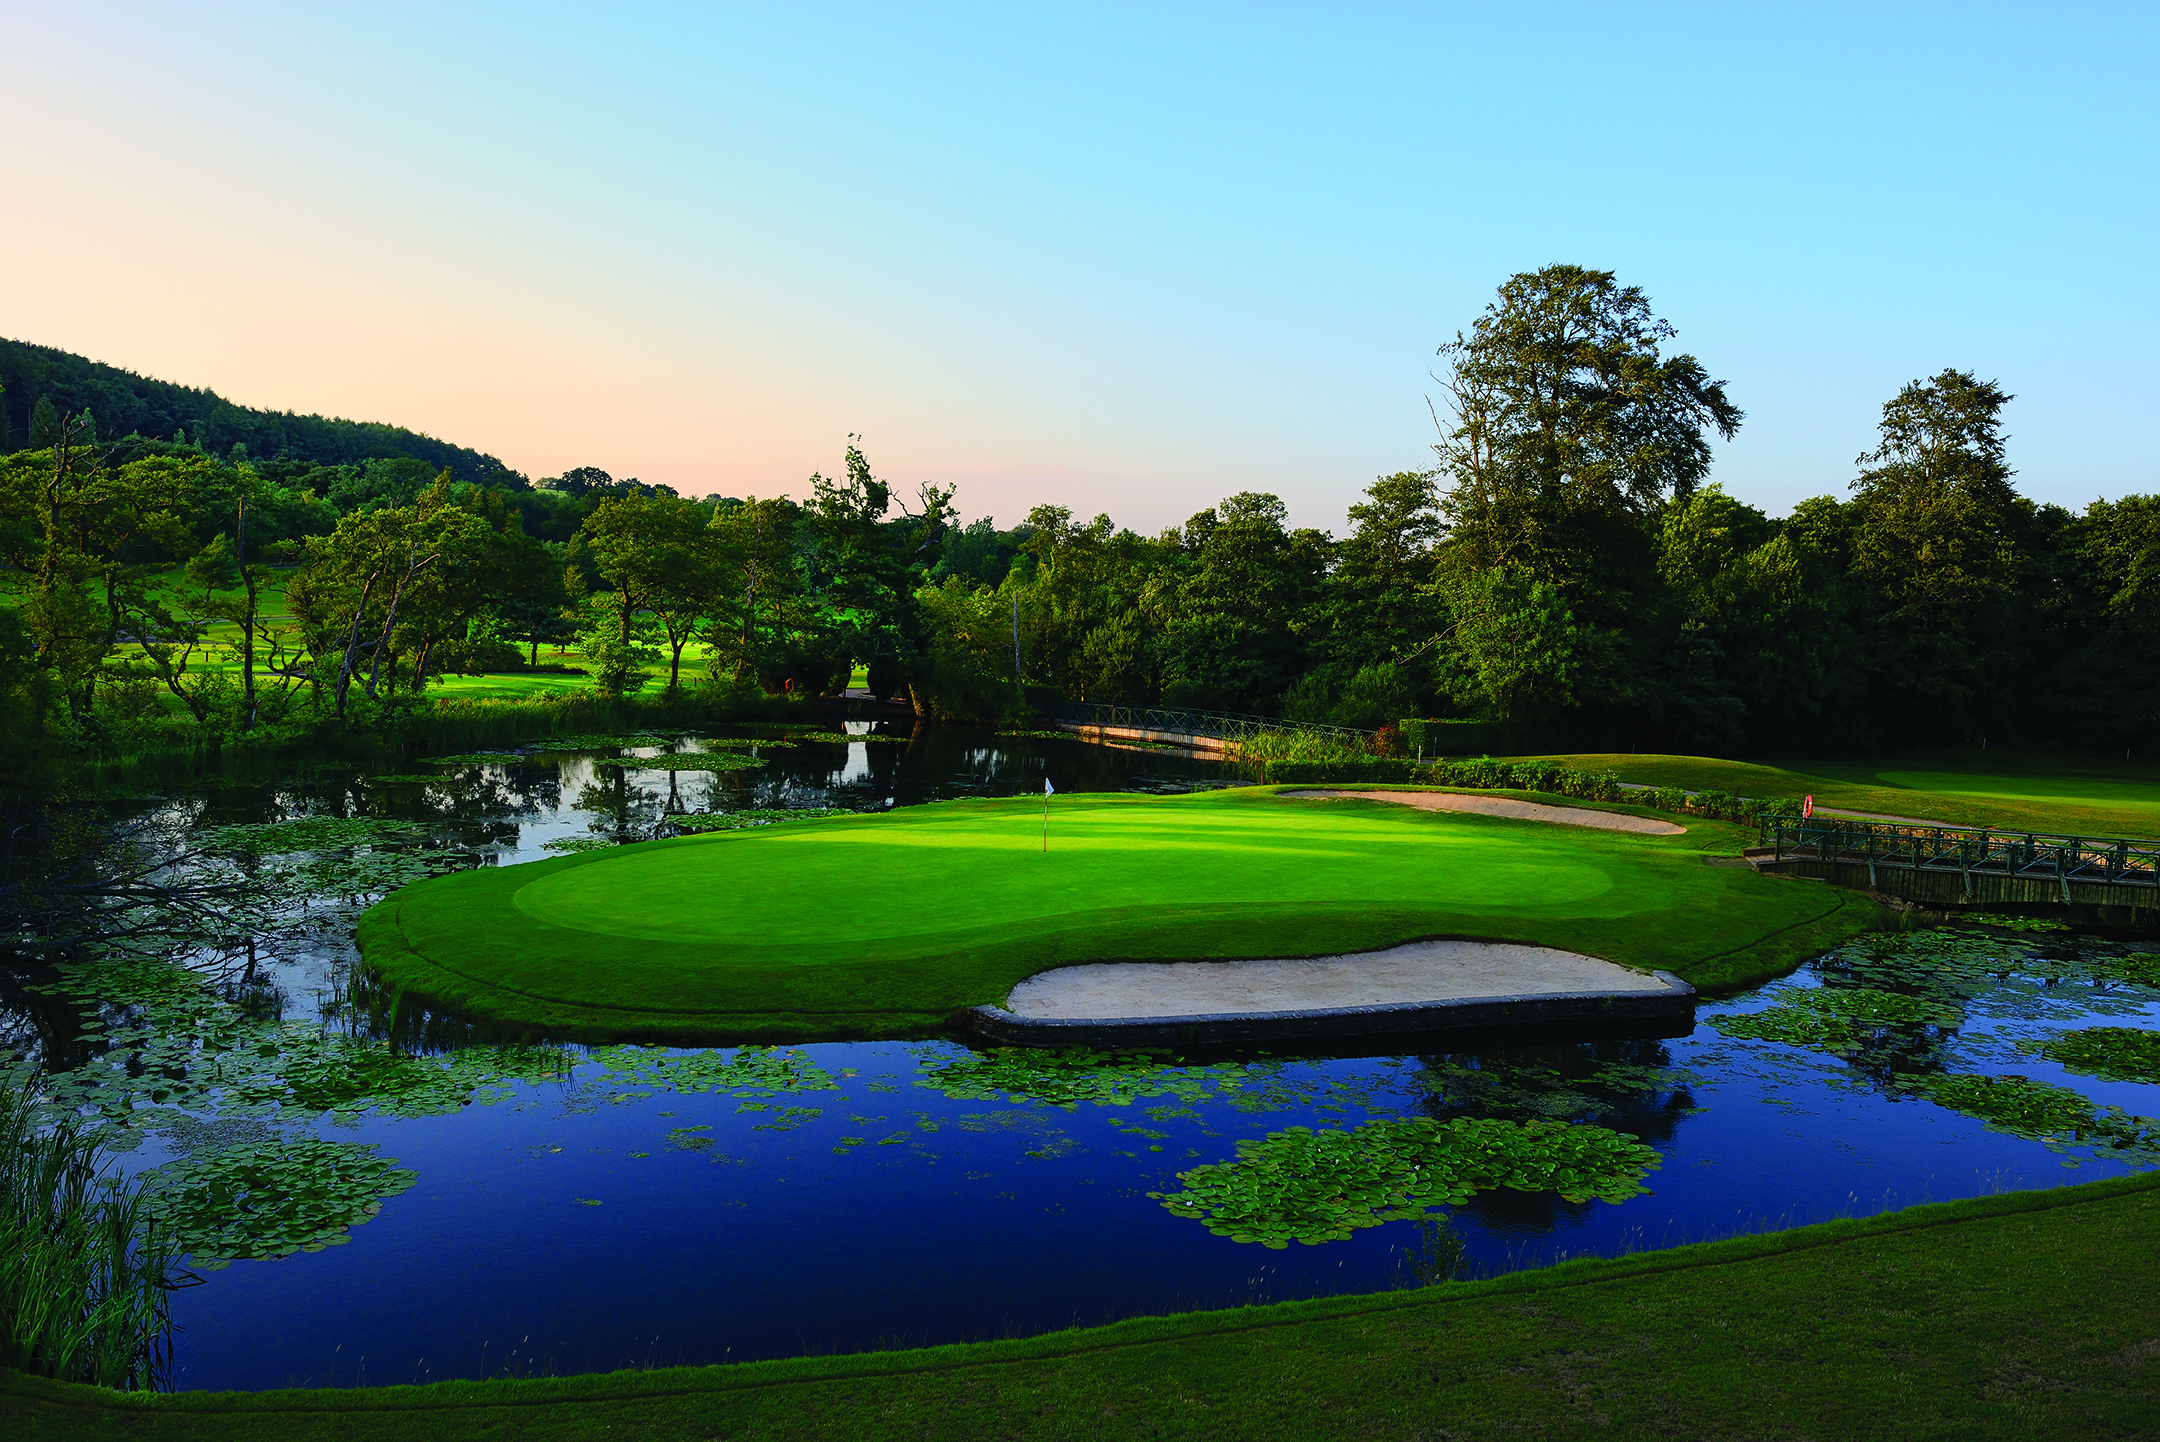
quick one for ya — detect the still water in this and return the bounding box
[11,722,2156,1391]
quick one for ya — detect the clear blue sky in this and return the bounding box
[5,2,2153,532]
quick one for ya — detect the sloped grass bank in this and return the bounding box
[357,788,1880,1040]
[5,1173,2156,1441]
[1530,750,2160,837]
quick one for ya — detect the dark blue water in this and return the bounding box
[15,722,2155,1392]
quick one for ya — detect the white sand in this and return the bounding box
[1281,788,1685,834]
[1002,939,1674,1020]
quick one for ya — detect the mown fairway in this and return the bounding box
[358,787,1878,1037]
[1535,750,2160,836]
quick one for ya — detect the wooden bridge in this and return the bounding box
[1752,816,2160,914]
[1047,701,1375,755]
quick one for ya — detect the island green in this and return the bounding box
[358,787,1879,1039]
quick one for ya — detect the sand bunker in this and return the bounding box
[1282,788,1685,835]
[1002,938,1676,1020]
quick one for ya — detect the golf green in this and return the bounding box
[357,788,1882,1039]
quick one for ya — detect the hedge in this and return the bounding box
[1396,718,1509,756]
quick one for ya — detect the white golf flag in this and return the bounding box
[1044,778,1055,796]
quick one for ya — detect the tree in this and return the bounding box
[27,395,61,451]
[707,496,836,692]
[1161,493,1328,711]
[1435,569,1614,731]
[802,441,953,707]
[1432,265,1742,613]
[1308,470,1448,711]
[1847,369,2027,734]
[575,491,724,691]
[289,478,489,718]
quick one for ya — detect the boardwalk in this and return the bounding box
[1752,816,2160,912]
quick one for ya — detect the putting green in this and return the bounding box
[357,788,1881,1039]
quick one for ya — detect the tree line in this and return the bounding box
[2,264,2156,774]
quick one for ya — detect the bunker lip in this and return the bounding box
[1281,788,1687,834]
[967,938,1696,1047]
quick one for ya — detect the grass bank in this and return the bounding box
[6,1171,2155,1440]
[1525,749,2160,836]
[357,786,1882,1039]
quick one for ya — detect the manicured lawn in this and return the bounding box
[423,671,595,701]
[1529,750,2160,837]
[7,1171,2154,1440]
[358,787,1880,1038]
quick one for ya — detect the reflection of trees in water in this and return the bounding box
[1409,1038,1696,1235]
[1414,1039,1695,1135]
[0,950,97,1072]
[340,958,540,1053]
[1833,1021,1964,1094]
[11,725,1229,1073]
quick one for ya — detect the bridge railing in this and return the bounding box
[1046,700,1377,747]
[1763,816,2160,889]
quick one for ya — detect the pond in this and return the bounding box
[8,721,2158,1392]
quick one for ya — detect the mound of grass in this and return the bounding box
[356,788,1879,1040]
[4,1173,2155,1439]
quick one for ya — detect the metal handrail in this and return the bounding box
[1764,817,2160,889]
[1048,700,1377,746]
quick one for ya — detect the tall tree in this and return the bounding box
[1431,265,1742,611]
[575,491,724,691]
[1847,369,2026,735]
[803,441,953,707]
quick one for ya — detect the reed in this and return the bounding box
[1228,727,1372,780]
[0,1083,181,1390]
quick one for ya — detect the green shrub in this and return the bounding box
[1420,756,1621,803]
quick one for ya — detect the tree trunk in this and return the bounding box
[335,572,379,721]
[237,498,258,732]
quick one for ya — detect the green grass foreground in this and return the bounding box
[1531,749,2160,837]
[6,1173,2156,1441]
[357,787,1881,1038]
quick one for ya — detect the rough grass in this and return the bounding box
[356,787,1881,1039]
[1523,750,2160,837]
[5,1171,2155,1441]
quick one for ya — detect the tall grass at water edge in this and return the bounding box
[0,1083,182,1390]
[1228,728,1375,780]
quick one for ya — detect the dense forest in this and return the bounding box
[2,264,2157,776]
[0,339,515,485]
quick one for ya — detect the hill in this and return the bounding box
[0,337,519,485]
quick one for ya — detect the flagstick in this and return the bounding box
[1042,789,1049,853]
